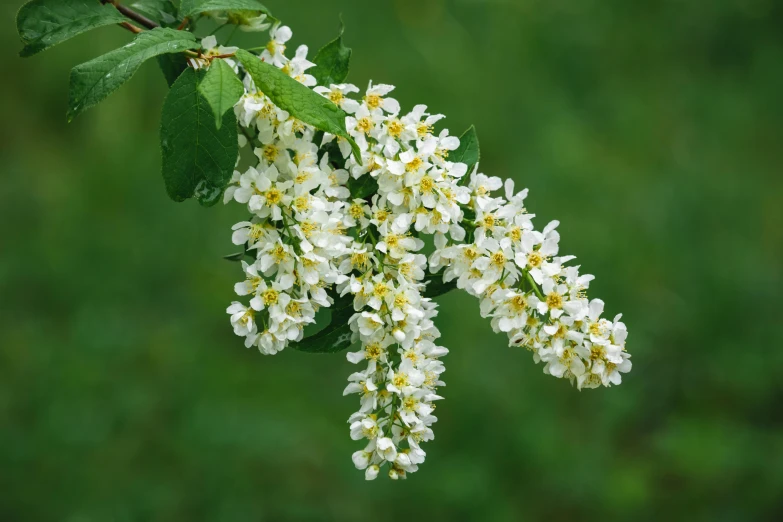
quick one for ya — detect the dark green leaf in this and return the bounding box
[311,20,352,87]
[198,59,244,129]
[235,49,362,163]
[223,245,255,262]
[423,271,457,299]
[348,174,378,199]
[195,179,225,206]
[160,68,239,203]
[157,53,189,87]
[16,0,129,58]
[68,27,197,121]
[128,0,178,26]
[292,294,356,354]
[451,125,480,178]
[319,139,345,169]
[179,0,272,18]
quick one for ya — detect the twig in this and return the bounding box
[119,21,143,34]
[102,1,160,30]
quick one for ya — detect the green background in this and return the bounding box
[2,0,782,520]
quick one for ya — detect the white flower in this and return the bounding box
[231,220,278,248]
[352,448,371,469]
[365,465,380,480]
[288,45,317,86]
[376,437,398,462]
[261,23,292,67]
[314,84,361,113]
[349,415,379,441]
[247,277,294,312]
[376,215,423,259]
[363,81,400,114]
[227,302,257,337]
[471,236,517,294]
[189,36,239,69]
[470,171,504,210]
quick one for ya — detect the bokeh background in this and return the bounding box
[2,0,782,520]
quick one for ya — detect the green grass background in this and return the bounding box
[2,0,782,520]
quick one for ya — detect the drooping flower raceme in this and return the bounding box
[12,0,633,483]
[223,23,631,480]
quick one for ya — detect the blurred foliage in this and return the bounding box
[1,0,782,520]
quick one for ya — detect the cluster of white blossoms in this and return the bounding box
[221,23,631,480]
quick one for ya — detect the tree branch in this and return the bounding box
[102,1,160,31]
[119,21,143,34]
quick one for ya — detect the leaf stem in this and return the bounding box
[225,25,240,45]
[208,23,229,36]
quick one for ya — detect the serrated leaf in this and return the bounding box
[311,20,352,87]
[17,0,129,58]
[198,59,244,129]
[235,49,362,164]
[160,68,239,202]
[157,53,189,87]
[180,0,272,18]
[451,125,480,176]
[423,272,457,298]
[68,28,197,121]
[348,174,378,199]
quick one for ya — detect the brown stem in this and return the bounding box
[102,1,160,30]
[177,17,190,31]
[119,21,143,34]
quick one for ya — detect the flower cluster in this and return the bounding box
[431,176,632,389]
[221,22,631,479]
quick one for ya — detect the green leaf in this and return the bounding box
[128,0,178,25]
[347,174,378,199]
[319,139,345,169]
[311,20,352,87]
[291,293,356,354]
[16,0,129,58]
[235,49,362,164]
[68,27,197,121]
[198,59,244,129]
[195,179,226,206]
[179,0,272,18]
[423,271,457,299]
[157,53,189,87]
[223,244,255,262]
[451,125,480,176]
[160,68,239,203]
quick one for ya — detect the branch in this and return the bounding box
[119,21,143,34]
[102,1,160,31]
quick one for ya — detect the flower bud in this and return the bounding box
[365,465,380,481]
